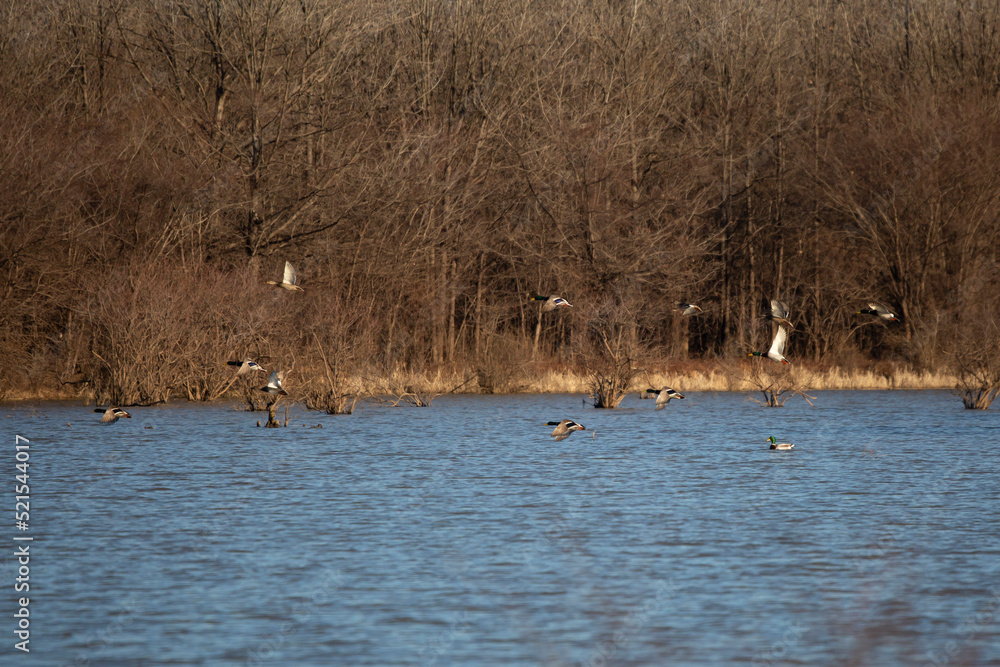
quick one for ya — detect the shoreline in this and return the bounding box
[1,364,958,403]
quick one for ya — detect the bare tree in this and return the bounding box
[952,329,1000,410]
[583,298,641,409]
[949,281,1000,410]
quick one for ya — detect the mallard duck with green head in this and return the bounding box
[767,436,795,450]
[748,324,790,364]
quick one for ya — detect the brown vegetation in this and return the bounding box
[741,359,816,408]
[2,1,999,406]
[950,317,1000,410]
[735,320,815,407]
[583,298,642,409]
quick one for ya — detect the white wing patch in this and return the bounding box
[283,261,297,285]
[769,325,788,357]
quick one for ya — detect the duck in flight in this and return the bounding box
[858,302,899,322]
[678,302,703,316]
[760,298,793,329]
[749,324,790,364]
[260,370,289,395]
[267,261,304,292]
[530,295,573,313]
[547,420,585,441]
[227,359,267,375]
[647,387,685,410]
[94,407,131,424]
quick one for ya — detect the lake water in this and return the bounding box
[3,391,1000,666]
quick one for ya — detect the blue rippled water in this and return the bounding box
[3,390,999,666]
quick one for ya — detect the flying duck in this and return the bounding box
[227,358,267,375]
[94,407,131,424]
[530,295,573,313]
[678,302,703,316]
[647,387,685,410]
[760,298,794,329]
[747,325,789,364]
[547,420,585,441]
[266,261,304,292]
[749,324,790,365]
[260,370,289,395]
[858,302,899,322]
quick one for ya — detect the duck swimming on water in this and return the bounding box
[766,436,795,450]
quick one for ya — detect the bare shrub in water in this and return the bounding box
[378,373,478,407]
[738,323,815,407]
[584,300,641,409]
[588,353,637,409]
[951,320,1000,410]
[299,293,376,415]
[177,266,277,402]
[240,376,273,412]
[86,267,180,406]
[85,260,281,405]
[742,358,816,407]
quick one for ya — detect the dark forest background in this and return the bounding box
[2,0,999,404]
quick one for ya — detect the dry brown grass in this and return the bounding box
[2,362,959,403]
[348,361,958,394]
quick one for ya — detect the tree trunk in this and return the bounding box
[265,400,281,428]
